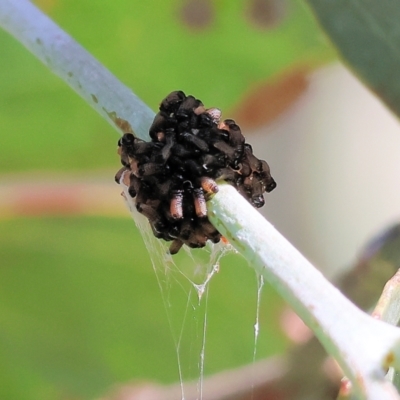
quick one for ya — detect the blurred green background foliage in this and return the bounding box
[0,1,334,399]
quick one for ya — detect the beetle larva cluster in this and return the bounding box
[115,91,276,254]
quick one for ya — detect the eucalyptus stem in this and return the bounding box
[2,1,400,398]
[208,185,400,399]
[0,0,154,140]
[373,269,400,326]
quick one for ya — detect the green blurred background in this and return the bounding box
[0,1,334,399]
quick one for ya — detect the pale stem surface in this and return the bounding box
[208,184,400,399]
[373,269,400,326]
[0,0,154,139]
[2,1,400,398]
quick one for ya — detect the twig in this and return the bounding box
[3,1,400,398]
[0,0,154,140]
[100,356,288,400]
[101,223,400,400]
[373,269,400,325]
[208,184,400,399]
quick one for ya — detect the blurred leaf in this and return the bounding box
[304,0,400,117]
[231,66,309,129]
[338,224,400,311]
[0,216,287,400]
[0,0,333,174]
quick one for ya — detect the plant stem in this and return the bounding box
[2,1,400,398]
[0,0,154,140]
[373,269,400,326]
[208,184,400,399]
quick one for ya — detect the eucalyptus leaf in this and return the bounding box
[304,0,400,117]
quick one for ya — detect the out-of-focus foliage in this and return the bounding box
[305,0,400,118]
[0,0,332,173]
[0,216,287,400]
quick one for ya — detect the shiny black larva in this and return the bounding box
[115,91,276,254]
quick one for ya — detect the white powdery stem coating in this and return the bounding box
[0,0,154,140]
[208,184,400,399]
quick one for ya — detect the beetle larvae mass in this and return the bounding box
[115,91,276,254]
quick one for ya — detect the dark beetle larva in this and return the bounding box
[115,91,276,254]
